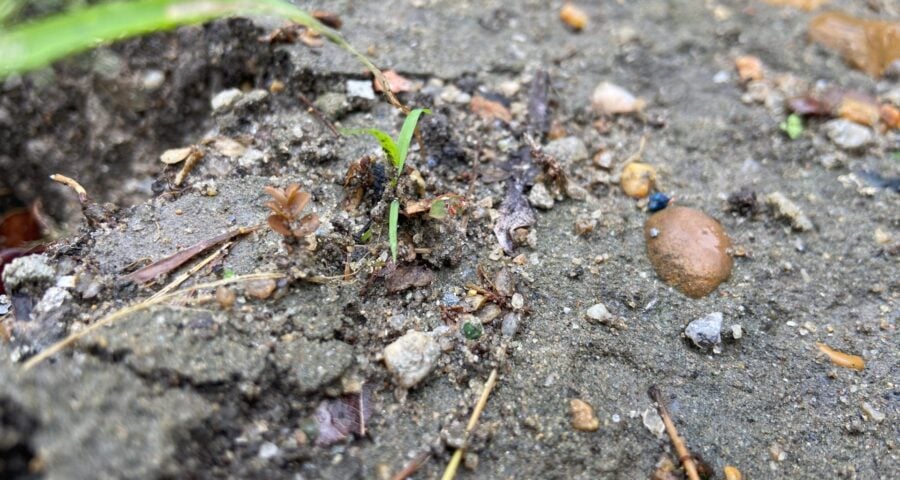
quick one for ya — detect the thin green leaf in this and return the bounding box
[428,199,447,219]
[342,128,399,168]
[395,108,431,175]
[0,0,22,25]
[0,0,355,79]
[389,199,400,261]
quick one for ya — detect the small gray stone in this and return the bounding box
[140,69,165,90]
[501,312,520,338]
[2,254,55,292]
[585,303,613,323]
[346,79,376,100]
[731,324,743,340]
[511,293,525,310]
[313,92,350,119]
[824,119,873,150]
[258,442,280,459]
[383,330,440,388]
[543,136,588,164]
[528,183,555,210]
[210,88,243,112]
[685,312,723,350]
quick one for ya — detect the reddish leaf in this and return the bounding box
[0,209,42,249]
[314,384,374,446]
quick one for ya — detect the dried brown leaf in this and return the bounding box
[267,215,293,237]
[493,182,536,253]
[385,265,435,294]
[314,384,374,447]
[470,95,512,122]
[291,214,320,238]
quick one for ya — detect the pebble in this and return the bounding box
[501,313,520,338]
[313,92,350,119]
[731,324,743,340]
[511,293,525,310]
[569,399,600,431]
[258,442,279,459]
[383,331,441,388]
[620,162,656,198]
[685,312,723,351]
[559,3,589,31]
[346,79,376,100]
[724,465,743,480]
[585,303,613,323]
[215,286,236,309]
[765,192,813,231]
[543,136,589,164]
[478,303,502,324]
[591,82,645,115]
[824,119,873,150]
[528,183,555,210]
[140,69,165,90]
[574,217,595,236]
[860,402,885,422]
[644,206,733,298]
[641,408,665,438]
[245,279,277,300]
[210,88,243,112]
[647,192,670,212]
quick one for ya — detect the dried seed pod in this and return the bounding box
[809,12,900,77]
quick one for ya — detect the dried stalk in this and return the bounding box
[441,368,499,480]
[648,385,700,480]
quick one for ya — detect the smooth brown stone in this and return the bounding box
[644,206,733,298]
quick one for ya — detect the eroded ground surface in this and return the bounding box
[1,0,898,479]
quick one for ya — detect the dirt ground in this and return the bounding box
[1,0,898,479]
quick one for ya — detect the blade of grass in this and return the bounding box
[0,0,389,96]
[396,108,430,174]
[389,199,399,261]
[342,128,400,170]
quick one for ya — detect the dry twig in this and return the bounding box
[392,451,431,480]
[648,385,701,480]
[21,272,285,371]
[50,173,89,203]
[441,368,499,480]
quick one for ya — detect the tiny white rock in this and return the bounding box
[642,407,665,438]
[591,82,645,114]
[586,303,613,323]
[210,88,243,112]
[383,331,440,388]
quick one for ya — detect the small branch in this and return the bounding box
[648,385,700,480]
[441,368,499,480]
[298,93,340,137]
[21,272,285,371]
[50,173,89,203]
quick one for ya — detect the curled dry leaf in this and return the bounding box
[385,265,435,294]
[373,70,413,94]
[314,384,374,447]
[470,95,512,122]
[493,182,536,253]
[816,342,865,370]
[591,82,645,115]
[265,184,320,240]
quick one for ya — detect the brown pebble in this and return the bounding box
[560,3,589,31]
[215,286,236,308]
[574,217,595,236]
[724,465,743,480]
[620,162,656,198]
[569,399,600,431]
[644,206,733,298]
[245,279,277,300]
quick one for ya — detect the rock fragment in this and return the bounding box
[824,119,873,150]
[569,399,600,431]
[383,331,441,388]
[528,183,555,210]
[685,312,724,351]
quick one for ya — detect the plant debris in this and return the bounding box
[122,226,256,284]
[469,95,512,122]
[385,265,435,294]
[265,184,320,241]
[314,384,374,447]
[493,181,536,253]
[808,11,900,78]
[816,342,865,371]
[373,70,413,94]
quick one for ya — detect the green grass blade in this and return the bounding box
[0,0,347,78]
[342,128,400,169]
[396,108,430,174]
[388,199,400,261]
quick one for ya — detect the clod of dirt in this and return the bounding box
[245,279,277,300]
[1,254,54,293]
[765,192,813,231]
[385,265,435,294]
[684,312,724,352]
[591,82,645,115]
[644,206,733,298]
[569,399,599,431]
[84,308,268,385]
[620,162,656,199]
[543,136,588,164]
[470,95,511,122]
[383,330,440,388]
[275,337,353,393]
[726,188,759,217]
[808,11,900,78]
